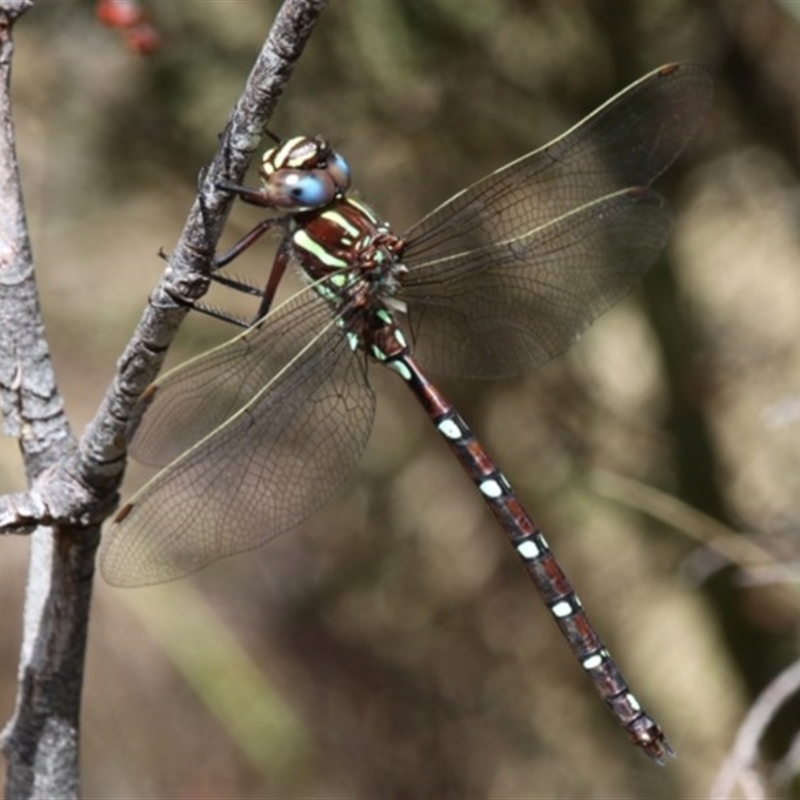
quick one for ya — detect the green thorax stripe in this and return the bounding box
[293,228,349,268]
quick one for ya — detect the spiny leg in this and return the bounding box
[195,216,293,326]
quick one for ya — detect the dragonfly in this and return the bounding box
[100,63,712,761]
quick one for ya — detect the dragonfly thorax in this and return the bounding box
[291,195,407,312]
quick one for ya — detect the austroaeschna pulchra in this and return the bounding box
[100,63,712,761]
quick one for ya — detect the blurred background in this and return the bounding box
[1,0,800,797]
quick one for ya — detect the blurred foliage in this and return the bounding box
[2,0,800,797]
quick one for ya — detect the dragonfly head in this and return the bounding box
[218,136,351,212]
[254,135,351,211]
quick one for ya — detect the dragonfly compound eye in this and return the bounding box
[327,151,351,193]
[266,169,336,210]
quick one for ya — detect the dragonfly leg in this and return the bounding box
[198,238,292,326]
[209,217,291,324]
[213,217,286,270]
[252,238,291,321]
[209,272,263,298]
[181,298,251,329]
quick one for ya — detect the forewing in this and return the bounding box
[402,63,711,265]
[100,296,376,587]
[399,189,671,378]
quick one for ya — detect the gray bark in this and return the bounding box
[0,0,329,795]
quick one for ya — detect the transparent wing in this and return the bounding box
[398,63,711,377]
[131,289,334,468]
[400,189,671,378]
[100,292,376,587]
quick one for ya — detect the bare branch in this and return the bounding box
[0,0,66,472]
[709,658,800,799]
[0,0,328,796]
[77,0,330,497]
[0,0,330,532]
[0,2,91,796]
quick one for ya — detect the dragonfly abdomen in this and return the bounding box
[379,347,672,761]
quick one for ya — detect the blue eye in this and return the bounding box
[330,152,351,187]
[284,172,332,208]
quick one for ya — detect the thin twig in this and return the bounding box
[709,658,800,799]
[590,469,791,580]
[80,0,330,499]
[0,1,328,796]
[0,3,89,798]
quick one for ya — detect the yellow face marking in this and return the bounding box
[274,136,308,168]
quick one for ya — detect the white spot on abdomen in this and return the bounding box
[437,419,461,440]
[516,540,540,560]
[386,359,412,381]
[626,693,641,712]
[582,654,603,670]
[479,479,502,498]
[551,600,573,618]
